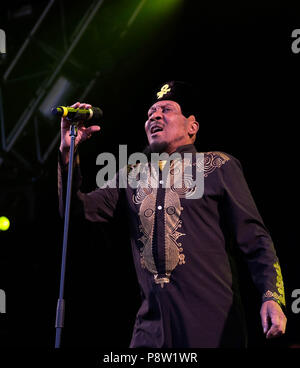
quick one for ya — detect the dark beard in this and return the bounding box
[144,135,185,155]
[143,141,168,155]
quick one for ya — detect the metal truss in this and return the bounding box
[0,0,105,169]
[0,0,146,172]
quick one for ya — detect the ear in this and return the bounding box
[187,115,199,136]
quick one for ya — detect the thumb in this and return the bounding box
[263,322,268,334]
[260,305,269,334]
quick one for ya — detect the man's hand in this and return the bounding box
[260,300,287,339]
[60,102,101,165]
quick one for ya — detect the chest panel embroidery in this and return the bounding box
[131,152,230,286]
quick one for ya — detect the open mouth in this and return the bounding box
[150,125,164,135]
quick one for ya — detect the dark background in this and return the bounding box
[0,0,299,349]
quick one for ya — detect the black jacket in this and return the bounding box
[58,144,285,348]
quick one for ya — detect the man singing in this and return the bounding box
[58,81,286,347]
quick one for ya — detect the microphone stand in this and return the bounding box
[55,123,77,348]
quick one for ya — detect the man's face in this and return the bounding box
[145,100,194,154]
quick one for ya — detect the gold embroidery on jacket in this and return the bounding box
[131,161,186,287]
[161,188,185,286]
[196,151,230,177]
[136,185,186,287]
[131,152,230,287]
[169,158,197,199]
[138,189,158,275]
[263,262,286,306]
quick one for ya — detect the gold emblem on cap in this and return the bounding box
[157,84,171,99]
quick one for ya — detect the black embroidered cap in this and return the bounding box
[151,81,197,118]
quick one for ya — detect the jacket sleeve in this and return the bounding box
[58,150,120,224]
[219,155,286,308]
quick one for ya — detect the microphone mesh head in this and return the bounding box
[90,107,103,123]
[51,107,62,116]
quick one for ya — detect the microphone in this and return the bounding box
[51,106,103,124]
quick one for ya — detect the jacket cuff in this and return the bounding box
[262,290,286,310]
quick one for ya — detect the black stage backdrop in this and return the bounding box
[0,0,299,351]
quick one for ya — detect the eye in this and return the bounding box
[148,109,155,118]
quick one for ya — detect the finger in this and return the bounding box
[85,126,101,134]
[266,324,283,339]
[78,102,91,110]
[266,314,281,339]
[69,102,91,109]
[70,102,81,108]
[80,126,100,141]
[269,314,286,338]
[260,306,269,334]
[76,122,99,133]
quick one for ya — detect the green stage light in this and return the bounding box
[148,0,182,15]
[0,216,10,231]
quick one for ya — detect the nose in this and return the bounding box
[149,110,162,122]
